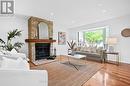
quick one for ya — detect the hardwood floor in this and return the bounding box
[83,63,130,86]
[30,56,130,86]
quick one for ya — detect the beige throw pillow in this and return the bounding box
[91,46,97,53]
[76,47,81,51]
[96,47,103,54]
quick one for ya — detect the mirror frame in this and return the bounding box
[38,22,49,39]
[121,28,130,37]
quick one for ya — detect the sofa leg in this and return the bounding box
[101,60,103,63]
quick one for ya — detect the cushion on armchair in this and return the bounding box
[0,49,27,60]
[0,57,29,70]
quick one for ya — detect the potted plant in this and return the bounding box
[0,29,24,52]
[67,40,76,55]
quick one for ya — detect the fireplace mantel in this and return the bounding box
[25,39,56,43]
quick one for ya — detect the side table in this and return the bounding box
[104,52,120,65]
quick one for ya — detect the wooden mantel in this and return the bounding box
[25,39,56,43]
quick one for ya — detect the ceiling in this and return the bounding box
[15,0,130,29]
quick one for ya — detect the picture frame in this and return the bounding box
[58,32,66,45]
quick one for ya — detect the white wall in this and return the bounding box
[1,14,129,63]
[0,15,29,56]
[68,15,130,64]
[0,15,69,57]
[53,25,68,55]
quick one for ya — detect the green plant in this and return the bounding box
[0,29,24,51]
[84,30,103,44]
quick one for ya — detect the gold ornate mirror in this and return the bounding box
[121,28,130,37]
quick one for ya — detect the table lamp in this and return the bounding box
[107,37,117,52]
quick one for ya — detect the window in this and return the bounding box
[78,26,109,47]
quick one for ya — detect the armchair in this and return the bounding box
[0,70,48,86]
[0,50,48,86]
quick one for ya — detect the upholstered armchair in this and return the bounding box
[0,50,48,86]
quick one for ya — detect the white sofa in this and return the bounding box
[0,50,48,86]
[0,70,48,86]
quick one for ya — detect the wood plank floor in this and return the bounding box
[83,63,130,86]
[30,56,130,86]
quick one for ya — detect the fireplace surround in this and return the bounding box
[25,17,56,62]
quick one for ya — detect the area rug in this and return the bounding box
[31,60,103,86]
[33,59,55,65]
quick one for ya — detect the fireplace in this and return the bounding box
[35,43,50,60]
[25,17,56,63]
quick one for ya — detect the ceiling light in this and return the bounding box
[102,10,107,13]
[71,20,75,23]
[50,12,54,16]
[98,4,102,7]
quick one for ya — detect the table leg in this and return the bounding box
[116,54,119,66]
[67,55,70,64]
[71,63,79,70]
[67,55,78,70]
[59,55,62,63]
[85,55,87,64]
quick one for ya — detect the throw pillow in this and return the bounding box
[0,50,11,55]
[91,46,97,53]
[10,48,18,54]
[80,47,84,51]
[83,46,89,52]
[85,46,91,52]
[76,47,81,51]
[1,57,19,69]
[9,53,27,60]
[0,57,29,70]
[96,47,103,54]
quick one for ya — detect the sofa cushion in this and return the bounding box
[0,57,29,70]
[9,53,27,60]
[82,46,88,52]
[75,47,81,51]
[89,46,97,53]
[1,57,19,69]
[0,50,27,60]
[80,47,84,51]
[0,50,11,55]
[73,51,101,58]
[0,51,3,55]
[96,47,103,54]
[17,57,30,70]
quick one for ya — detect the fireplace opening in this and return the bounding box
[35,43,50,60]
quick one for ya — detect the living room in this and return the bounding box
[0,0,130,86]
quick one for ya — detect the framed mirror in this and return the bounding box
[38,22,49,39]
[121,28,130,37]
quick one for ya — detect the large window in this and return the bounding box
[78,27,109,47]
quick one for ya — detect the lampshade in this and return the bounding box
[107,37,117,45]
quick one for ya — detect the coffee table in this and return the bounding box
[66,54,87,70]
